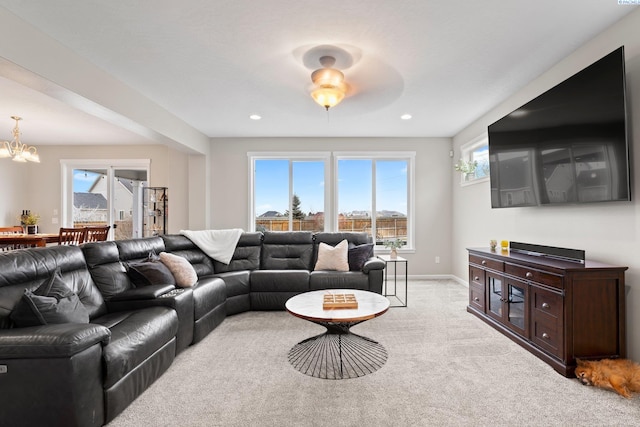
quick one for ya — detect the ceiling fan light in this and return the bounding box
[311,67,344,87]
[311,86,346,110]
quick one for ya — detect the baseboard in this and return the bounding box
[408,274,466,283]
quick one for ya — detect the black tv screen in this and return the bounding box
[488,46,629,208]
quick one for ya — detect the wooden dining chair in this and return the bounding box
[83,225,110,242]
[58,227,86,245]
[0,226,24,234]
[0,226,26,251]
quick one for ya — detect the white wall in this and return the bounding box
[452,9,640,359]
[210,137,453,277]
[0,159,29,225]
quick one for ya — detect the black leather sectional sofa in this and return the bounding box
[0,231,384,426]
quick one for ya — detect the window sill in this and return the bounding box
[460,176,489,187]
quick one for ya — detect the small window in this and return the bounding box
[457,135,489,185]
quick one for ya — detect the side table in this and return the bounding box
[377,254,408,307]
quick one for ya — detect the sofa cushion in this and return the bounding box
[212,232,263,273]
[10,269,90,327]
[314,239,349,271]
[116,237,166,262]
[348,242,374,271]
[0,245,108,326]
[161,234,216,276]
[94,306,178,388]
[191,277,226,320]
[126,260,176,287]
[251,270,310,293]
[82,241,133,300]
[159,252,197,287]
[213,270,251,298]
[309,271,369,291]
[261,231,313,270]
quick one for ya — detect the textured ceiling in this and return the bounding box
[0,0,636,145]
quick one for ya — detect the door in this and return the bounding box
[486,271,504,322]
[505,277,528,337]
[62,160,149,240]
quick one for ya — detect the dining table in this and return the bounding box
[0,233,60,248]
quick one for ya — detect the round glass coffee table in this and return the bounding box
[285,289,390,380]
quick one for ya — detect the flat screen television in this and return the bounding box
[488,46,630,208]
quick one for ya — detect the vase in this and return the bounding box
[390,248,398,259]
[26,225,38,234]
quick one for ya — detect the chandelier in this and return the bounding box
[0,116,40,163]
[310,56,347,111]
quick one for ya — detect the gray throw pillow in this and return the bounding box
[348,242,374,271]
[126,260,176,287]
[10,268,90,327]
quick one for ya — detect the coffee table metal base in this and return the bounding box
[288,321,387,380]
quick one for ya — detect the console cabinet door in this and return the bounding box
[486,272,504,322]
[485,272,529,337]
[504,277,528,338]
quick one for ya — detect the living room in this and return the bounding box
[1,2,640,425]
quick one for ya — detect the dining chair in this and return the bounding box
[1,226,31,251]
[83,225,110,242]
[58,227,86,245]
[0,226,24,234]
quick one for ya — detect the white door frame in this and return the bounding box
[60,159,150,237]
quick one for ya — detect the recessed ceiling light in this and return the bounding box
[400,114,412,120]
[249,114,262,120]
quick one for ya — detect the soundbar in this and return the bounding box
[509,241,585,264]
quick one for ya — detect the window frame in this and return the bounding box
[248,151,415,252]
[248,152,332,231]
[334,152,415,251]
[458,134,490,187]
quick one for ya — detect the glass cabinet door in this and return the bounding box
[487,273,503,318]
[506,279,528,335]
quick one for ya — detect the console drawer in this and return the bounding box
[469,265,485,286]
[469,283,485,312]
[532,287,563,319]
[532,316,563,358]
[505,264,563,289]
[469,255,504,272]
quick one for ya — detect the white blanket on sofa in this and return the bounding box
[179,228,243,265]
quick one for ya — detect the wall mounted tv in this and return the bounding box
[488,46,629,208]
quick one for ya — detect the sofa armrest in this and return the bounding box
[362,257,386,273]
[0,323,111,359]
[108,284,176,301]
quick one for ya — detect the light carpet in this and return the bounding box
[108,280,640,426]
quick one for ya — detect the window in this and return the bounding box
[336,155,412,249]
[458,135,490,185]
[251,154,329,232]
[249,151,415,251]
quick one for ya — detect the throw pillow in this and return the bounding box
[348,242,374,271]
[314,239,349,272]
[159,252,198,287]
[10,268,90,327]
[126,260,176,287]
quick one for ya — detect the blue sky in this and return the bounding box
[73,170,101,192]
[255,159,407,216]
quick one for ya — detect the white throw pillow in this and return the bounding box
[159,252,198,287]
[314,239,349,272]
